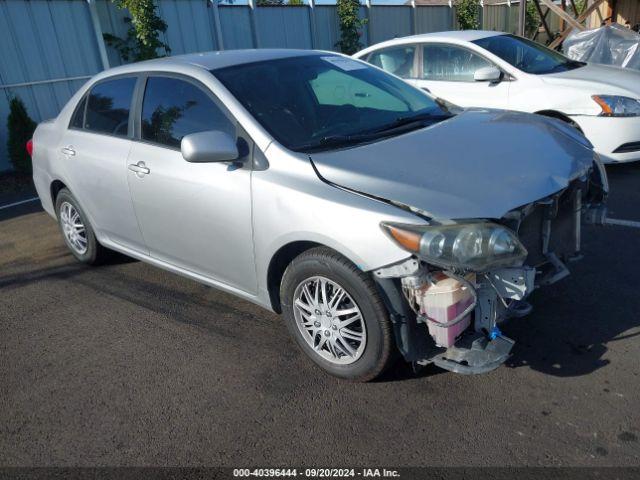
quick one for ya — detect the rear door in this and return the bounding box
[126,74,256,293]
[58,76,148,253]
[414,43,510,109]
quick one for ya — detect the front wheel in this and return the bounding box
[280,247,394,382]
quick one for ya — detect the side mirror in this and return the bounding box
[181,130,239,163]
[474,66,502,83]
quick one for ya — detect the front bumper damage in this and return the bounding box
[375,261,536,374]
[373,161,608,375]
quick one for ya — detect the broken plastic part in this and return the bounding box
[426,332,515,375]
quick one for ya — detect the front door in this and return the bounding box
[126,75,256,294]
[411,43,511,110]
[59,76,147,253]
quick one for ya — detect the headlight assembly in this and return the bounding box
[592,95,640,117]
[381,222,527,272]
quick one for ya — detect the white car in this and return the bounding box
[354,30,640,164]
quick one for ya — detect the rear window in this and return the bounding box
[84,77,136,137]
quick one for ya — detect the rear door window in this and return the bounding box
[367,46,416,79]
[141,76,234,148]
[84,77,136,137]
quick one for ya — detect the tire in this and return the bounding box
[280,247,393,382]
[55,188,108,265]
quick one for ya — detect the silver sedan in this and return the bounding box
[30,50,608,380]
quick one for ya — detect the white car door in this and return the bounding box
[412,43,511,109]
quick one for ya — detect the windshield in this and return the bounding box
[212,54,447,152]
[473,34,585,74]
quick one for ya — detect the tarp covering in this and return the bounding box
[563,24,640,71]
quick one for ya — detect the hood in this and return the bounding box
[541,64,640,96]
[309,110,594,220]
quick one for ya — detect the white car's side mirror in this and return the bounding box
[474,66,502,83]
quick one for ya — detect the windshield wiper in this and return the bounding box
[546,60,586,73]
[292,111,453,152]
[292,132,380,152]
[371,112,453,134]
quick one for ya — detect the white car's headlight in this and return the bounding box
[380,222,527,272]
[592,95,640,117]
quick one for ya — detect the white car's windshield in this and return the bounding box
[212,54,450,152]
[473,34,585,75]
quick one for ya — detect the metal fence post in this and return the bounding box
[308,0,317,49]
[518,0,527,36]
[210,0,225,50]
[365,0,372,47]
[86,0,109,70]
[248,0,260,48]
[410,0,417,35]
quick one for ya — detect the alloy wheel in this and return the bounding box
[60,201,88,255]
[292,276,367,365]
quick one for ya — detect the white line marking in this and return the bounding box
[605,217,640,229]
[0,197,39,211]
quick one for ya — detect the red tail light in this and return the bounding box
[26,139,33,157]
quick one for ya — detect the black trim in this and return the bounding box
[613,141,640,154]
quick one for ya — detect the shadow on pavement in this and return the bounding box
[504,222,640,377]
[0,201,42,221]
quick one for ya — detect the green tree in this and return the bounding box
[336,0,366,55]
[104,0,170,62]
[456,0,480,30]
[6,96,37,175]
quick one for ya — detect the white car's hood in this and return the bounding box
[309,110,594,220]
[541,63,640,96]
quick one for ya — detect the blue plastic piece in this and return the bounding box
[488,326,502,340]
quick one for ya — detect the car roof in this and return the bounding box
[126,49,327,71]
[354,30,505,56]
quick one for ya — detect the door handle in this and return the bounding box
[128,162,150,175]
[61,146,76,156]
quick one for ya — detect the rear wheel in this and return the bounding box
[280,247,393,382]
[55,188,108,265]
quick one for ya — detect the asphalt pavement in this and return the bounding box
[1,163,639,467]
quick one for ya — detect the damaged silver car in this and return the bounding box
[31,50,608,380]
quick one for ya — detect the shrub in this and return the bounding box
[336,0,366,55]
[6,96,36,175]
[104,0,170,62]
[456,0,480,31]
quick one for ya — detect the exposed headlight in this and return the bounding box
[592,95,640,117]
[380,222,527,272]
